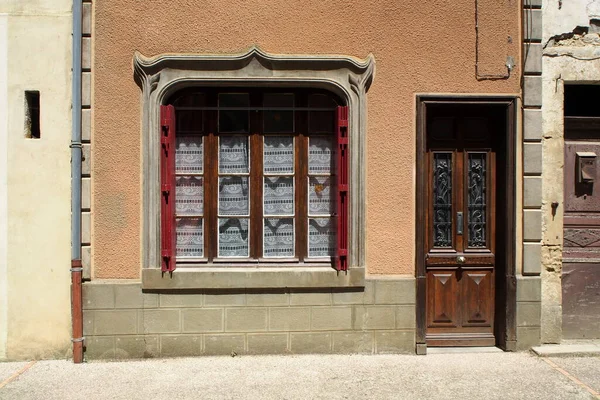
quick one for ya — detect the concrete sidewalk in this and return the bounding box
[0,352,599,399]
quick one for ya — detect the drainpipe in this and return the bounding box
[70,0,83,364]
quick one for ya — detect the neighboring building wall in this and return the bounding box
[0,1,72,360]
[84,0,527,357]
[541,0,600,342]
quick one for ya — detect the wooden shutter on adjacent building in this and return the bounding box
[335,106,349,271]
[160,105,177,272]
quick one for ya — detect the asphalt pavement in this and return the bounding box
[0,352,598,399]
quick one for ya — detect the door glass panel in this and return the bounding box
[433,153,453,248]
[467,153,487,248]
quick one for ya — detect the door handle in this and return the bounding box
[457,212,463,235]
[457,256,466,264]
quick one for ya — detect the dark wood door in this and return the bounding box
[425,106,498,346]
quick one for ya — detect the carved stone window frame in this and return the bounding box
[133,47,374,289]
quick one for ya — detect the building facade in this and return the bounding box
[74,0,551,359]
[539,0,600,342]
[0,0,72,360]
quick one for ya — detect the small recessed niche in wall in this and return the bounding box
[564,85,600,117]
[24,91,40,139]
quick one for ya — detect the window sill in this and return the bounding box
[142,266,365,289]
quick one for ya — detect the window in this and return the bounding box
[160,88,348,271]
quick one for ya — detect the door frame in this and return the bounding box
[415,96,517,354]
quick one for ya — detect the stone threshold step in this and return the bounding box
[427,347,503,354]
[531,343,600,357]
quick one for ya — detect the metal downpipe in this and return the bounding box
[70,0,83,364]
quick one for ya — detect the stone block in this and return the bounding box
[517,276,541,302]
[247,333,289,354]
[290,290,331,306]
[182,309,224,333]
[94,310,137,335]
[204,334,245,355]
[524,76,542,107]
[160,293,203,308]
[82,283,114,310]
[332,332,373,354]
[332,282,374,305]
[516,326,541,350]
[269,307,311,331]
[83,310,94,335]
[81,109,91,142]
[523,143,542,174]
[517,302,541,327]
[115,335,159,359]
[81,211,91,245]
[523,210,542,241]
[523,43,542,74]
[353,306,395,330]
[523,9,542,41]
[290,333,332,354]
[114,284,158,309]
[204,291,245,306]
[82,37,91,70]
[541,305,562,343]
[81,177,91,210]
[82,245,91,280]
[523,242,542,275]
[82,72,91,107]
[375,330,415,354]
[160,335,202,357]
[395,305,416,329]
[246,290,289,306]
[225,308,267,332]
[82,3,92,35]
[523,177,542,208]
[525,0,542,7]
[141,309,180,334]
[311,307,352,331]
[84,336,115,360]
[82,143,91,176]
[523,109,542,141]
[374,279,415,305]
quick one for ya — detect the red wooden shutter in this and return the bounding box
[160,105,177,272]
[335,106,349,271]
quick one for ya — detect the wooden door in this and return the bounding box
[425,106,498,346]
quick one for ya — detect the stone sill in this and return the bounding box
[142,267,365,290]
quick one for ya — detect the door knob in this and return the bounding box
[457,256,466,264]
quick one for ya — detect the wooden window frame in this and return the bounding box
[135,48,372,289]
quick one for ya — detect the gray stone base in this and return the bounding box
[516,276,542,350]
[82,278,416,359]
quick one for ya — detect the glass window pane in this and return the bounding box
[308,218,336,258]
[308,176,332,215]
[264,93,294,133]
[176,111,203,133]
[218,176,249,216]
[308,136,333,175]
[219,135,249,174]
[173,92,205,107]
[176,176,203,215]
[263,136,293,174]
[309,94,336,134]
[219,93,249,133]
[263,218,294,258]
[263,176,294,216]
[218,218,249,257]
[176,218,203,258]
[176,135,203,174]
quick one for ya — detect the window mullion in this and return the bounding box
[250,92,263,259]
[207,103,219,261]
[296,106,308,262]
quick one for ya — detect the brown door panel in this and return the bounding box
[426,271,459,328]
[461,270,494,327]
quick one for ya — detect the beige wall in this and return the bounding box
[0,0,72,360]
[92,0,521,279]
